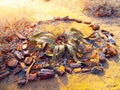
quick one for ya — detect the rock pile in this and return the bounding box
[0,16,118,86]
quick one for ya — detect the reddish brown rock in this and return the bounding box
[84,21,91,24]
[7,58,18,68]
[69,63,81,69]
[39,69,55,80]
[65,66,73,74]
[16,32,26,40]
[24,57,33,65]
[81,68,91,73]
[14,51,24,60]
[23,50,30,56]
[28,73,37,81]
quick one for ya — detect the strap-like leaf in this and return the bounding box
[66,44,80,62]
[70,28,84,36]
[58,45,65,55]
[32,32,55,39]
[52,46,59,60]
[35,36,55,44]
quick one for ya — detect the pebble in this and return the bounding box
[73,68,81,73]
[39,69,55,80]
[69,63,81,69]
[22,44,27,50]
[24,57,33,65]
[14,51,24,60]
[23,50,30,56]
[65,66,73,74]
[81,68,91,73]
[7,58,18,68]
[28,73,37,81]
[16,32,26,40]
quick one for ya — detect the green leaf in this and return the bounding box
[66,44,80,62]
[35,36,55,44]
[58,45,65,55]
[66,44,74,54]
[52,46,59,60]
[32,32,55,39]
[72,52,80,63]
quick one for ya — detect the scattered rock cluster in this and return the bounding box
[0,16,118,86]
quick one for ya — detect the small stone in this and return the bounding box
[5,36,13,42]
[16,32,26,40]
[56,66,65,76]
[23,50,30,56]
[14,51,24,60]
[67,59,75,64]
[65,66,73,74]
[16,43,22,51]
[22,44,27,50]
[84,21,91,24]
[39,69,55,80]
[69,63,81,69]
[99,59,106,65]
[24,57,33,65]
[73,68,81,73]
[76,20,82,23]
[82,61,98,68]
[27,73,37,81]
[7,58,18,68]
[91,67,104,74]
[81,68,91,73]
[90,24,100,30]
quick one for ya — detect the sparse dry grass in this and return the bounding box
[83,0,120,17]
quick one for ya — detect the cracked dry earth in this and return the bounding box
[0,0,120,90]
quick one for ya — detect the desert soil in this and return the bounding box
[0,0,120,90]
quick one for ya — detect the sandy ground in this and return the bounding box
[0,0,120,90]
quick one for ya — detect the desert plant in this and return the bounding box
[31,28,84,65]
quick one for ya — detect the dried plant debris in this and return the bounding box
[0,17,118,86]
[83,0,120,17]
